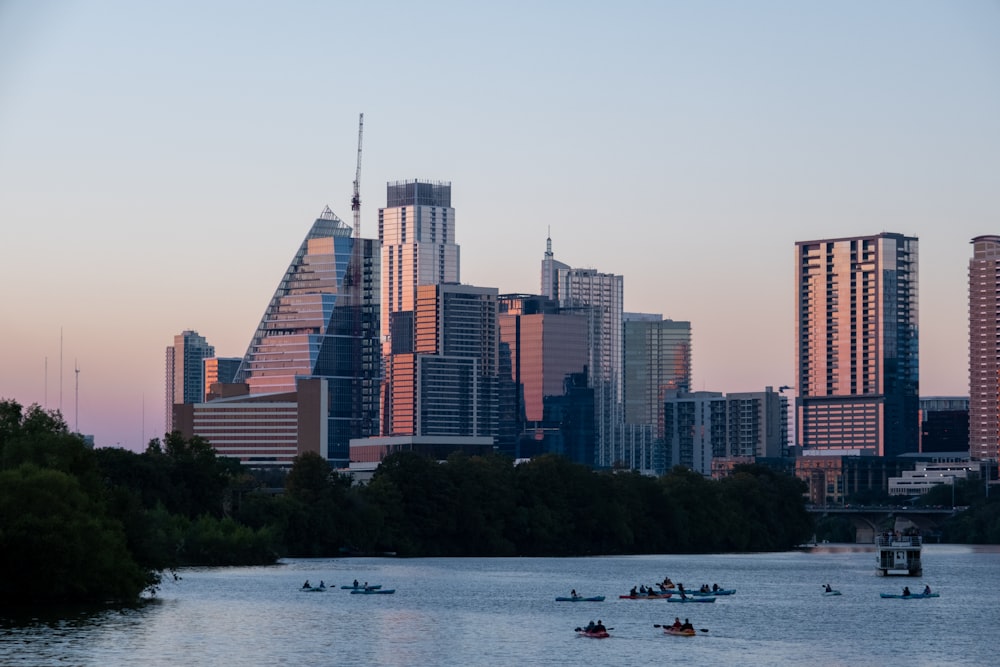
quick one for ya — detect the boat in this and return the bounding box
[875,533,922,576]
[300,585,327,592]
[555,595,605,602]
[879,592,939,599]
[688,588,735,596]
[341,584,382,590]
[350,588,395,594]
[822,590,842,596]
[663,627,697,637]
[667,596,716,603]
[619,592,672,599]
[576,629,610,638]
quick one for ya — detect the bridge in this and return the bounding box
[806,505,958,543]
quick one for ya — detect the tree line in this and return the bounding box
[2,399,816,606]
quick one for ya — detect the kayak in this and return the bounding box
[300,586,326,592]
[619,592,671,599]
[350,588,395,594]
[880,592,939,599]
[341,584,382,590]
[555,595,605,602]
[823,590,842,596]
[664,627,697,636]
[667,596,716,603]
[577,630,610,638]
[687,589,735,596]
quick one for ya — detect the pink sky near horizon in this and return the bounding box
[1,1,997,450]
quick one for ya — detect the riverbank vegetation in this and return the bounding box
[17,398,970,606]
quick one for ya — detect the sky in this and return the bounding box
[1,1,999,451]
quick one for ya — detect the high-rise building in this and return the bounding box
[379,180,459,435]
[663,390,727,475]
[497,294,589,458]
[165,330,214,433]
[386,283,498,437]
[234,207,380,465]
[795,233,919,457]
[663,387,787,476]
[724,388,787,459]
[623,314,692,428]
[969,235,1000,462]
[542,235,624,467]
[379,180,458,347]
[203,356,241,400]
[920,397,969,454]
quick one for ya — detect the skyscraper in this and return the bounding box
[379,180,459,435]
[542,235,625,467]
[165,330,214,433]
[795,233,919,457]
[968,235,1000,461]
[379,180,458,347]
[385,283,498,437]
[623,314,692,427]
[234,207,380,464]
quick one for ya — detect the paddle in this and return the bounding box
[654,624,709,632]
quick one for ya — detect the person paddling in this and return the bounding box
[824,584,833,593]
[302,580,311,589]
[671,617,682,630]
[571,589,578,598]
[681,618,694,632]
[902,586,911,597]
[923,584,931,595]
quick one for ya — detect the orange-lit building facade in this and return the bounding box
[386,283,498,438]
[795,233,919,457]
[969,235,1000,462]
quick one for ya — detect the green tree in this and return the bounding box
[0,463,153,604]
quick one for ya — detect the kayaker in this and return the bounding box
[681,619,693,632]
[571,589,578,598]
[712,583,720,592]
[353,579,359,588]
[824,584,833,593]
[639,584,647,594]
[671,617,682,630]
[585,620,596,632]
[594,620,606,633]
[902,586,911,597]
[923,584,931,595]
[302,580,311,589]
[319,580,325,588]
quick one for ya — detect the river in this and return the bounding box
[2,545,995,666]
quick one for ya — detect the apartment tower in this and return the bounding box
[969,235,1000,461]
[165,330,214,433]
[795,233,919,457]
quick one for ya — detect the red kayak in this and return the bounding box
[577,630,610,638]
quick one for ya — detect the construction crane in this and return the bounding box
[351,113,364,239]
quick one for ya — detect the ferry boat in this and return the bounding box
[875,533,922,576]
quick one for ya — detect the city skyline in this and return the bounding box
[2,2,998,450]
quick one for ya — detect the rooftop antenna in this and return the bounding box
[351,112,364,239]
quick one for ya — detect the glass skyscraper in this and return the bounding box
[165,330,214,433]
[235,207,380,465]
[542,235,625,467]
[795,233,919,457]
